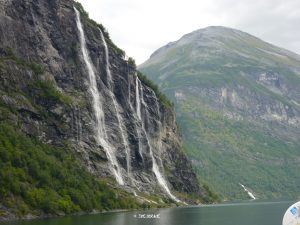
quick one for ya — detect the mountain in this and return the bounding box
[0,0,206,220]
[139,26,300,200]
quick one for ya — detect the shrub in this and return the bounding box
[128,57,136,68]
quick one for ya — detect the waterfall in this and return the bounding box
[135,76,142,120]
[239,183,256,200]
[155,97,165,171]
[133,76,144,162]
[99,29,132,177]
[127,64,131,105]
[74,7,124,185]
[136,77,181,203]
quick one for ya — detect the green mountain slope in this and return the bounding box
[139,26,300,200]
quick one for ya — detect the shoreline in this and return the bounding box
[0,203,180,223]
[0,208,137,222]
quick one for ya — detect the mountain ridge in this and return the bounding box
[147,26,300,63]
[139,26,300,200]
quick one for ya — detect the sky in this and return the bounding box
[77,0,300,65]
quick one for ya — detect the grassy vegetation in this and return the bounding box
[30,80,73,107]
[0,47,44,75]
[0,123,141,217]
[201,183,220,203]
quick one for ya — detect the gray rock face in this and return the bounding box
[0,0,201,202]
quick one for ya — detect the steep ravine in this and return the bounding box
[0,0,203,219]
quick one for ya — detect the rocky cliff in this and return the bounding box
[139,26,300,200]
[0,0,202,218]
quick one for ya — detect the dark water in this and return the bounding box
[1,201,292,225]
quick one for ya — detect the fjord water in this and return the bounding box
[2,201,292,225]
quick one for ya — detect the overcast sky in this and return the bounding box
[77,0,300,65]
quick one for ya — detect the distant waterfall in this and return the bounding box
[134,76,144,161]
[99,29,132,177]
[136,77,181,203]
[127,64,131,104]
[135,76,142,120]
[74,8,124,185]
[155,97,165,170]
[239,183,256,200]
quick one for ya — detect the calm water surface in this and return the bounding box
[1,201,292,225]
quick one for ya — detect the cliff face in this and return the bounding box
[0,0,201,208]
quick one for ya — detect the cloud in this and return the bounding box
[78,0,300,64]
